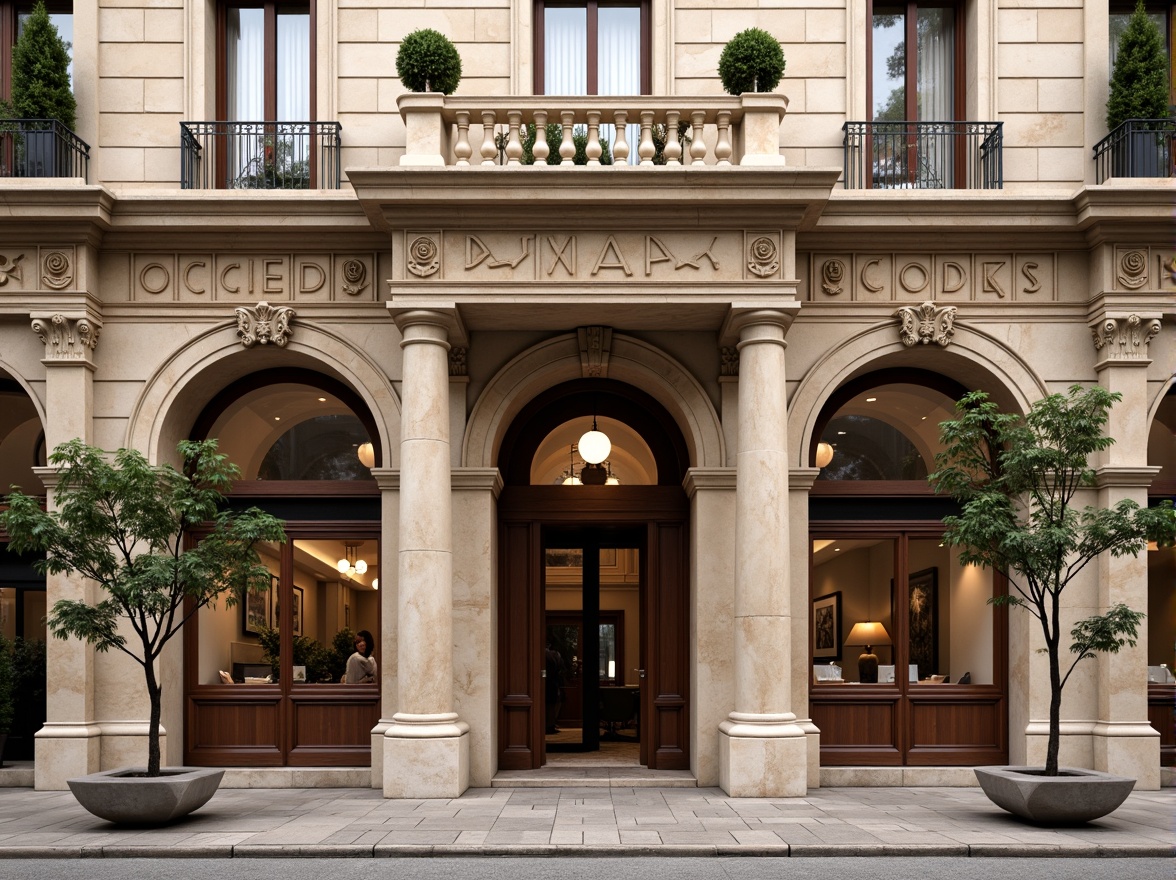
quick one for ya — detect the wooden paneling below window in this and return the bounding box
[1149,684,1175,766]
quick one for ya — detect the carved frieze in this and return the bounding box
[235,301,295,348]
[1116,250,1148,290]
[42,251,73,290]
[720,346,739,376]
[896,302,957,347]
[747,236,779,278]
[129,254,377,302]
[407,236,440,277]
[1090,314,1162,360]
[1112,246,1176,292]
[578,326,613,378]
[31,313,100,361]
[0,253,25,286]
[448,346,468,377]
[809,253,1055,301]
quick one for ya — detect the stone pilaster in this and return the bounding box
[790,466,822,789]
[717,307,807,797]
[368,468,399,790]
[382,308,469,798]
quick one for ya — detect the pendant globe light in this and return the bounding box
[578,416,611,464]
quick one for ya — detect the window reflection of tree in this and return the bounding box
[817,415,927,481]
[258,414,371,480]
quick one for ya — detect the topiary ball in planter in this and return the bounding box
[718,28,785,95]
[396,29,463,95]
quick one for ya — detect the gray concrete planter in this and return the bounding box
[67,766,224,824]
[975,765,1135,824]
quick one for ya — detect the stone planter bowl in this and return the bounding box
[975,765,1135,824]
[67,766,225,824]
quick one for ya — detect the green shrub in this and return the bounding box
[3,0,76,129]
[396,29,463,95]
[520,123,612,165]
[718,28,785,95]
[1106,0,1169,130]
[0,636,14,735]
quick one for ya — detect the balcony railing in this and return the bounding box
[0,119,90,181]
[1093,119,1175,184]
[843,121,1003,190]
[180,121,342,190]
[398,93,790,167]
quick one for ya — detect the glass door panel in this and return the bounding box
[811,537,896,684]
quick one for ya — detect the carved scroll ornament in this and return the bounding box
[235,301,295,348]
[1116,250,1148,290]
[896,302,957,347]
[1090,314,1161,358]
[31,313,99,358]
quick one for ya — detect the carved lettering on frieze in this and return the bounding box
[31,313,99,359]
[409,237,441,277]
[340,259,367,295]
[592,236,633,276]
[942,261,967,294]
[0,253,24,286]
[861,258,884,292]
[300,263,326,295]
[546,236,576,276]
[747,236,778,278]
[1090,314,1162,359]
[183,261,207,295]
[720,346,739,376]
[1021,262,1041,294]
[448,347,468,377]
[132,254,373,301]
[466,235,531,270]
[899,262,930,295]
[982,261,1007,298]
[896,302,957,347]
[820,259,845,296]
[1117,250,1148,289]
[235,301,295,348]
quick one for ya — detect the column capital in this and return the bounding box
[1093,464,1162,489]
[451,468,503,495]
[683,467,736,496]
[719,304,800,346]
[789,467,821,490]
[1090,313,1162,367]
[388,303,468,345]
[30,311,101,366]
[369,467,400,491]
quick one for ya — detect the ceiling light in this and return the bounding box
[578,416,611,464]
[815,441,834,468]
[318,397,327,402]
[372,578,379,590]
[337,543,369,581]
[866,397,877,402]
[357,441,375,468]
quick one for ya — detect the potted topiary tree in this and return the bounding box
[718,28,786,95]
[1,0,77,177]
[931,386,1176,824]
[1106,0,1171,178]
[0,439,286,824]
[396,28,463,94]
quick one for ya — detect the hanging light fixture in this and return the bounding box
[356,442,375,468]
[560,444,582,485]
[577,416,611,485]
[336,543,368,579]
[815,441,834,468]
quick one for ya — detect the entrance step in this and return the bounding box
[220,767,371,788]
[492,767,697,788]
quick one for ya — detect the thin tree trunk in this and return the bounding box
[1045,592,1061,776]
[144,659,162,777]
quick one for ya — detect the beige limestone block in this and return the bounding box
[339,44,397,79]
[782,42,847,78]
[35,727,102,790]
[99,112,183,148]
[99,42,184,79]
[719,728,807,797]
[999,44,1083,79]
[1038,78,1083,113]
[1017,112,1083,148]
[709,9,760,42]
[997,8,1038,42]
[734,615,793,712]
[1001,147,1039,182]
[804,9,846,42]
[675,9,713,43]
[1094,730,1160,790]
[98,7,144,42]
[457,43,514,78]
[675,43,724,80]
[1038,9,1084,42]
[805,79,847,114]
[999,79,1039,113]
[380,9,476,43]
[98,78,145,113]
[383,731,470,798]
[1035,148,1085,182]
[820,766,904,787]
[473,9,510,41]
[338,8,378,42]
[143,8,184,42]
[144,78,184,114]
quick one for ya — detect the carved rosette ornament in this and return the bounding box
[720,346,739,376]
[747,236,779,278]
[448,347,468,377]
[407,236,440,277]
[1090,314,1161,359]
[31,313,100,360]
[235,301,295,348]
[42,251,73,290]
[341,259,368,296]
[821,259,845,296]
[1116,250,1148,290]
[896,301,957,347]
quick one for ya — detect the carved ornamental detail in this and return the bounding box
[896,302,957,347]
[235,301,295,348]
[720,346,739,376]
[407,236,440,277]
[578,326,613,378]
[341,259,368,296]
[821,259,845,296]
[747,236,779,278]
[1116,250,1148,290]
[0,253,25,286]
[448,347,468,377]
[1090,314,1161,359]
[31,313,100,359]
[42,251,73,290]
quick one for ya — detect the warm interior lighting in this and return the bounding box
[815,441,834,468]
[578,416,611,464]
[607,660,616,679]
[372,578,379,590]
[356,441,375,468]
[844,621,892,683]
[337,543,368,580]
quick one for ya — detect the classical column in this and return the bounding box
[718,308,807,797]
[1089,311,1163,788]
[383,309,469,798]
[29,311,103,789]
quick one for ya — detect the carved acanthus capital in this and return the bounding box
[578,326,613,378]
[896,302,957,347]
[30,313,100,362]
[235,301,295,348]
[720,346,739,376]
[1090,314,1161,361]
[448,346,468,377]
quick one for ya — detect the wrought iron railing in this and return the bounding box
[1093,119,1176,183]
[843,121,1003,190]
[180,121,342,190]
[0,119,90,181]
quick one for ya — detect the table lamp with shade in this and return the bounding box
[844,621,892,683]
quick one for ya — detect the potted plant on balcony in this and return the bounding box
[1106,0,1171,178]
[0,0,76,177]
[718,28,785,95]
[931,386,1176,824]
[0,439,286,824]
[396,28,463,94]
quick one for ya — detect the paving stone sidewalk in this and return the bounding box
[0,785,1170,859]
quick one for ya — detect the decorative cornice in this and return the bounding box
[896,301,957,347]
[235,301,295,348]
[30,312,100,363]
[1090,314,1161,362]
[682,467,737,495]
[578,325,612,378]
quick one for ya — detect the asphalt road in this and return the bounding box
[0,858,1169,880]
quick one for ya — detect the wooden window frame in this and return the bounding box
[0,1,73,103]
[866,0,966,122]
[215,0,317,122]
[533,0,651,95]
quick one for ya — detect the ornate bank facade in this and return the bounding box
[0,1,1172,798]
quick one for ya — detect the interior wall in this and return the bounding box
[1148,546,1175,670]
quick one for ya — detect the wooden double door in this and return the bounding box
[498,486,689,770]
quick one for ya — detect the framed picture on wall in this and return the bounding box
[242,576,273,637]
[812,591,842,661]
[292,587,304,637]
[908,567,938,678]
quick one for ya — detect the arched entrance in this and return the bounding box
[1146,383,1176,767]
[497,379,691,771]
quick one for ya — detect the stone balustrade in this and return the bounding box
[398,93,788,168]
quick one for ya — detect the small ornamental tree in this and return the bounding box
[0,439,286,777]
[396,29,463,95]
[718,28,785,95]
[1107,0,1169,131]
[930,386,1176,777]
[3,0,76,130]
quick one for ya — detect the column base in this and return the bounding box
[1093,721,1160,791]
[370,718,392,790]
[383,716,470,798]
[35,722,102,790]
[796,718,821,789]
[718,716,808,797]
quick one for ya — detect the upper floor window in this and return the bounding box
[534,0,650,95]
[1,2,73,100]
[869,0,963,121]
[218,1,313,121]
[1110,2,1175,107]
